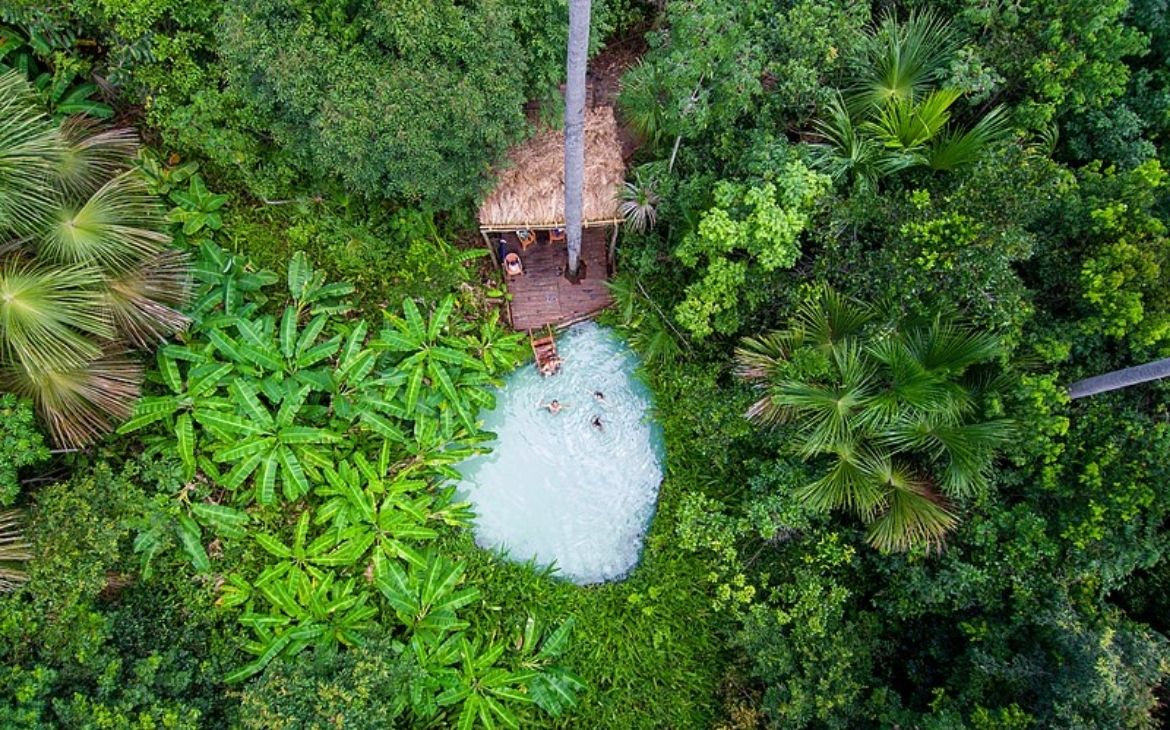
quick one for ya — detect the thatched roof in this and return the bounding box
[478,106,625,231]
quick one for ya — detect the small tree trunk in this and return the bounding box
[1067,357,1170,399]
[564,0,591,280]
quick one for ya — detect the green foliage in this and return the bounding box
[673,162,829,338]
[0,24,113,119]
[809,12,1013,191]
[0,395,48,506]
[736,533,876,729]
[736,288,1011,551]
[117,240,561,726]
[0,70,190,447]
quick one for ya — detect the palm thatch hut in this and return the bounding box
[478,106,625,260]
[479,106,626,331]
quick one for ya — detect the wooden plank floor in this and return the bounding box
[502,228,613,331]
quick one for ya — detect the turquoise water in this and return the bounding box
[456,322,664,585]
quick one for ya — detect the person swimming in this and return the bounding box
[593,390,606,403]
[591,415,604,431]
[539,399,566,414]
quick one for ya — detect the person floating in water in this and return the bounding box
[591,415,604,431]
[538,399,566,414]
[593,390,606,403]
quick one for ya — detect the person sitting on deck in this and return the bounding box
[538,399,567,414]
[549,227,566,245]
[504,251,524,276]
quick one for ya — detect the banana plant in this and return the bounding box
[314,454,474,570]
[202,379,342,504]
[375,552,481,643]
[463,309,528,376]
[117,345,233,480]
[374,296,489,432]
[240,511,346,597]
[191,241,279,319]
[435,637,539,730]
[286,251,354,317]
[226,569,378,683]
[513,617,587,717]
[167,174,228,237]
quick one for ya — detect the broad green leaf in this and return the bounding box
[296,314,328,356]
[277,447,310,500]
[280,307,298,359]
[194,409,266,436]
[256,452,279,505]
[176,413,196,480]
[230,379,275,429]
[360,412,407,443]
[537,618,574,660]
[176,515,210,572]
[191,502,250,539]
[405,363,425,415]
[220,450,266,490]
[189,362,233,397]
[402,297,426,340]
[296,336,342,369]
[372,330,417,352]
[254,533,292,559]
[239,343,283,372]
[276,384,312,428]
[279,426,341,445]
[427,295,455,340]
[117,398,178,433]
[288,251,310,298]
[158,350,182,393]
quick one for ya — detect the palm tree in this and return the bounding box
[809,11,1012,189]
[0,70,190,447]
[563,0,591,281]
[735,287,1012,551]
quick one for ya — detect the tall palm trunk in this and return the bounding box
[1068,357,1170,399]
[564,0,591,280]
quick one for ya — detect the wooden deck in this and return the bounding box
[501,228,613,331]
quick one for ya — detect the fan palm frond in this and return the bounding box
[0,508,31,593]
[794,285,874,354]
[799,452,886,518]
[865,476,956,552]
[57,120,139,199]
[104,249,192,347]
[0,259,111,371]
[618,59,670,147]
[774,380,869,457]
[4,354,144,448]
[864,88,960,152]
[619,178,660,233]
[40,170,170,272]
[861,10,958,107]
[908,320,1002,373]
[0,69,63,237]
[926,105,1013,170]
[922,419,1014,497]
[734,330,793,382]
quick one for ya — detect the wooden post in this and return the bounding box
[482,229,499,267]
[608,223,619,272]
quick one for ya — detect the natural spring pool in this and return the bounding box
[456,322,664,585]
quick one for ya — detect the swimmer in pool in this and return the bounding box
[539,399,567,414]
[591,415,604,431]
[593,390,606,403]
